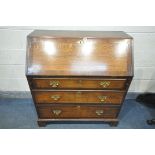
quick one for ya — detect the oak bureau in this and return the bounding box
[26,30,133,127]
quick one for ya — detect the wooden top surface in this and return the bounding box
[28,30,132,39]
[26,30,133,77]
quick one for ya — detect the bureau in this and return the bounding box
[26,30,133,127]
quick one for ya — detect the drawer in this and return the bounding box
[37,105,120,119]
[31,78,127,90]
[33,91,125,104]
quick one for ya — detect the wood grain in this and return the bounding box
[37,105,120,119]
[33,90,125,104]
[26,31,133,77]
[31,78,127,90]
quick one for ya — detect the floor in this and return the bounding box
[0,98,155,129]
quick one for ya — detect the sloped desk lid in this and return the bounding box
[26,30,133,77]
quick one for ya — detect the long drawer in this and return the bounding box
[37,105,120,119]
[31,78,127,90]
[33,90,125,104]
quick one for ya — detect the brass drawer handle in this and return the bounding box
[98,96,107,102]
[51,95,61,101]
[52,110,62,116]
[100,81,110,88]
[96,110,104,116]
[49,81,59,88]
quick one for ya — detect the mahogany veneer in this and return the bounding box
[26,30,133,127]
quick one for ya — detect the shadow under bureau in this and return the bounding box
[26,30,133,127]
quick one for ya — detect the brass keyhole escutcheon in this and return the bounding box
[77,106,81,109]
[51,95,61,101]
[76,91,82,96]
[78,80,82,86]
[79,40,83,44]
[96,110,104,116]
[100,81,110,88]
[52,110,62,116]
[49,81,59,88]
[98,96,107,103]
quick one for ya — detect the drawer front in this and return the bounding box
[31,78,127,90]
[34,91,124,104]
[37,105,120,119]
